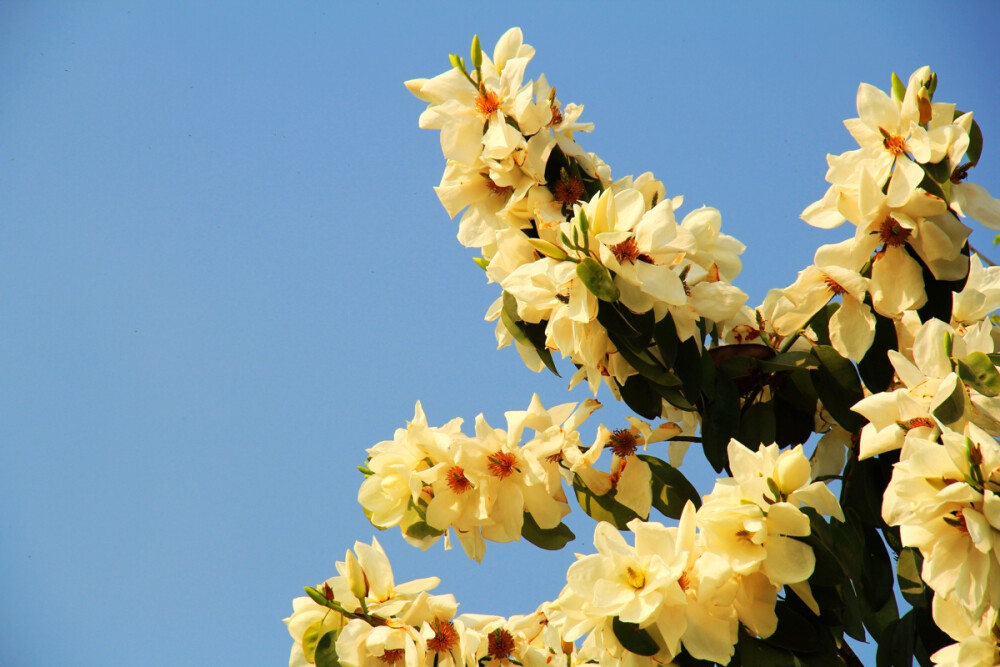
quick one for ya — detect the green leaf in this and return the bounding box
[772,395,815,448]
[618,375,665,420]
[810,344,865,432]
[702,373,740,472]
[520,512,575,550]
[876,610,914,667]
[639,454,701,518]
[862,581,900,645]
[572,476,639,530]
[932,372,967,426]
[650,383,698,412]
[923,159,952,185]
[858,309,899,394]
[896,547,927,608]
[806,302,837,347]
[738,632,807,667]
[577,257,620,302]
[305,586,331,607]
[957,351,1000,396]
[737,400,776,448]
[473,256,489,270]
[860,524,894,611]
[314,630,342,667]
[673,336,704,404]
[842,458,892,528]
[302,621,325,663]
[404,520,444,540]
[500,291,559,376]
[527,237,569,261]
[611,617,659,656]
[764,602,821,653]
[958,111,984,166]
[756,350,818,372]
[653,314,679,370]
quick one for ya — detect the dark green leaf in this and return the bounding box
[764,602,821,653]
[858,309,899,393]
[923,159,952,185]
[405,521,444,540]
[876,610,914,667]
[842,458,892,528]
[577,257,620,302]
[611,618,659,656]
[573,476,639,530]
[500,292,559,376]
[702,373,740,472]
[618,375,665,420]
[651,383,698,412]
[639,454,701,518]
[737,400,776,448]
[914,243,968,325]
[896,547,927,608]
[757,350,818,372]
[674,336,704,404]
[737,632,807,667]
[860,524,894,611]
[957,111,984,165]
[912,605,953,666]
[957,351,1000,396]
[806,303,838,347]
[811,345,865,432]
[932,373,967,426]
[862,583,900,645]
[315,630,342,667]
[772,395,815,447]
[520,512,575,550]
[654,314,679,370]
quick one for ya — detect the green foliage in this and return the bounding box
[573,476,640,529]
[520,512,575,550]
[811,345,865,432]
[611,618,659,656]
[639,454,701,518]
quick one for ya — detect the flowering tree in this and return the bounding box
[286,29,1000,667]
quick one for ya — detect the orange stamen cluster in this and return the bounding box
[475,89,502,116]
[378,649,405,665]
[882,132,907,156]
[823,276,848,296]
[549,104,563,126]
[427,619,459,654]
[552,176,585,205]
[879,216,912,246]
[488,629,516,659]
[484,175,514,199]
[446,465,472,494]
[487,451,518,479]
[898,417,935,432]
[609,429,639,458]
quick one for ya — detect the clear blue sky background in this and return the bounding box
[2,3,999,665]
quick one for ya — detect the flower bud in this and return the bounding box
[344,549,368,600]
[772,447,811,496]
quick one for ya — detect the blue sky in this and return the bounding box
[2,3,999,665]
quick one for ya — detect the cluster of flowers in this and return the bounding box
[289,439,843,667]
[771,68,1000,665]
[284,537,573,667]
[775,66,1000,362]
[549,440,843,665]
[406,28,748,397]
[856,316,1000,665]
[289,27,1000,667]
[358,394,690,562]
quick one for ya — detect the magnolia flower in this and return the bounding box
[884,426,1000,620]
[773,238,874,361]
